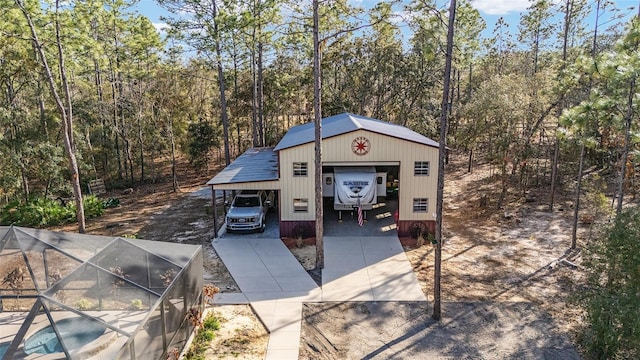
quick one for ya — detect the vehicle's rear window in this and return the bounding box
[235,197,260,207]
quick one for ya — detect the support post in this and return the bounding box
[211,186,219,238]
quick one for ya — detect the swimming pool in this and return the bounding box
[0,342,9,358]
[23,317,107,355]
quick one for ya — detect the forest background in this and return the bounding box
[3,0,640,218]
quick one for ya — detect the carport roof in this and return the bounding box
[207,147,278,186]
[273,112,440,151]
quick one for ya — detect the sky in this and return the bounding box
[133,0,639,42]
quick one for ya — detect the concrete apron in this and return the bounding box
[212,235,426,360]
[322,236,426,302]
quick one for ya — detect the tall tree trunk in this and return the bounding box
[94,59,109,178]
[313,0,324,269]
[434,0,457,321]
[571,0,602,248]
[251,32,259,147]
[110,61,123,181]
[549,0,573,211]
[616,78,635,215]
[212,0,231,166]
[6,77,30,202]
[19,160,29,202]
[36,83,49,140]
[258,40,265,146]
[127,138,134,185]
[17,0,86,232]
[571,140,585,248]
[549,140,560,210]
[169,116,178,192]
[138,111,144,182]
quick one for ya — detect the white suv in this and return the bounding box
[225,190,275,232]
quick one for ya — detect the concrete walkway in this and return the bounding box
[213,237,320,359]
[322,236,426,302]
[212,236,426,360]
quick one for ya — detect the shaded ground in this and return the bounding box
[300,302,579,360]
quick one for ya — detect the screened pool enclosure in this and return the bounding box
[0,226,203,359]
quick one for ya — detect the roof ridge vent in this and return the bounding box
[347,113,364,129]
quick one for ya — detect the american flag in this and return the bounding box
[357,200,364,227]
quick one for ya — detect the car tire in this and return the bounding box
[259,218,266,233]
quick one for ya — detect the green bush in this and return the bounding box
[82,195,105,219]
[184,314,221,359]
[0,197,74,227]
[203,316,220,331]
[0,195,106,227]
[200,329,215,341]
[578,209,640,359]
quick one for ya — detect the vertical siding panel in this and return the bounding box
[280,143,315,221]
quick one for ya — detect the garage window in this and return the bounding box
[293,198,308,212]
[293,162,308,177]
[413,198,428,212]
[414,161,430,176]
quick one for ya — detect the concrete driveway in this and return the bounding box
[213,234,425,360]
[322,236,426,302]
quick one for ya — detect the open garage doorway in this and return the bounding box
[322,165,399,237]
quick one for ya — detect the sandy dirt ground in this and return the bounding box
[203,304,269,359]
[52,154,587,359]
[300,301,579,359]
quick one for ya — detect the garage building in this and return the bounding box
[207,112,440,242]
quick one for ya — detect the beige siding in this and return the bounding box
[211,180,280,191]
[279,142,316,221]
[279,130,439,223]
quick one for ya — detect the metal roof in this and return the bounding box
[273,112,440,151]
[206,147,279,186]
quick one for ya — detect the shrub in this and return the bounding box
[578,209,640,359]
[200,329,215,341]
[0,195,106,227]
[0,197,74,227]
[75,298,93,310]
[130,299,143,310]
[184,313,221,359]
[82,195,105,219]
[203,316,220,331]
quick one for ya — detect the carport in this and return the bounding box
[206,147,280,238]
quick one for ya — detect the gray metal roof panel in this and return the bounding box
[273,113,440,151]
[121,237,201,267]
[207,147,279,185]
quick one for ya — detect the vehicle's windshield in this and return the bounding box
[233,197,260,207]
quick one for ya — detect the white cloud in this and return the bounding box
[153,22,170,33]
[471,0,532,15]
